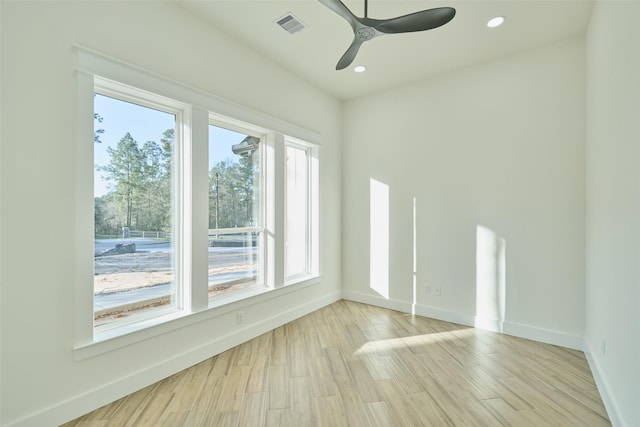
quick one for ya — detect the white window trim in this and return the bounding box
[284,141,310,283]
[74,46,320,359]
[92,79,192,334]
[284,137,320,284]
[207,119,267,296]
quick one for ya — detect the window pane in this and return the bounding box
[285,144,308,278]
[208,125,263,298]
[94,93,176,327]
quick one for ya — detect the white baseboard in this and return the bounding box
[341,290,413,314]
[342,290,583,351]
[342,290,475,327]
[583,339,625,427]
[473,316,504,333]
[7,291,342,427]
[414,303,475,327]
[503,321,583,350]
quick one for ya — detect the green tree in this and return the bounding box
[237,155,258,226]
[209,161,231,229]
[157,129,174,232]
[138,135,172,233]
[140,140,163,231]
[97,132,145,229]
[94,93,105,143]
[94,193,119,236]
[94,113,105,143]
[208,152,259,230]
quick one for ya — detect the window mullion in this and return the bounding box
[310,146,320,277]
[274,134,286,288]
[190,107,209,312]
[306,147,312,275]
[266,133,285,288]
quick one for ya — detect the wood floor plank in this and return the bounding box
[205,410,239,427]
[264,409,288,427]
[482,397,535,426]
[289,376,314,426]
[499,375,584,426]
[102,384,159,427]
[467,365,532,410]
[406,391,452,426]
[309,356,338,398]
[324,346,352,383]
[314,395,349,427]
[287,329,310,378]
[267,364,289,410]
[451,392,506,427]
[70,422,107,427]
[546,389,611,427]
[184,374,225,425]
[270,332,287,366]
[375,379,428,427]
[159,410,190,427]
[364,401,402,427]
[133,391,174,426]
[380,355,425,394]
[345,358,383,403]
[303,330,324,359]
[418,375,481,426]
[334,379,374,426]
[213,365,250,414]
[237,392,267,427]
[63,300,611,427]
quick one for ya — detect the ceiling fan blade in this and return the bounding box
[336,37,365,70]
[318,0,358,30]
[373,7,456,34]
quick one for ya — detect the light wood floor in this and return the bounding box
[63,300,610,426]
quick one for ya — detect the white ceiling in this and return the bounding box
[181,0,594,100]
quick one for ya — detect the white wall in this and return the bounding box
[342,37,586,349]
[0,2,341,425]
[585,1,640,426]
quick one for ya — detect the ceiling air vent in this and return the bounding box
[275,13,307,35]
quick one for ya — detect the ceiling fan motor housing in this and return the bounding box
[356,27,376,41]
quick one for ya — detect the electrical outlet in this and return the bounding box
[425,284,431,294]
[237,312,245,325]
[433,285,441,296]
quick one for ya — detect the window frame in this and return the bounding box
[92,78,191,332]
[284,139,312,283]
[207,119,268,302]
[74,47,321,359]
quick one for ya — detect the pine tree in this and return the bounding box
[97,133,145,229]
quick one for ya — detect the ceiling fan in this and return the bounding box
[319,0,456,70]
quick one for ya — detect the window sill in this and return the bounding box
[74,275,321,361]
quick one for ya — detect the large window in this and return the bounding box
[285,140,311,281]
[93,81,183,329]
[79,51,320,344]
[208,124,264,300]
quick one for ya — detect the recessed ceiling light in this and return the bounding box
[487,16,505,28]
[354,65,366,73]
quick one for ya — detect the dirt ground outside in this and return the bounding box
[94,250,256,293]
[94,250,257,325]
